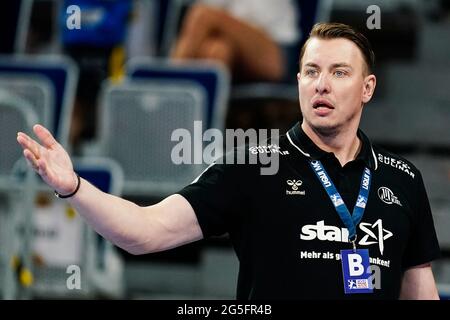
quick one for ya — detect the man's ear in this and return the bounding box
[362,74,376,103]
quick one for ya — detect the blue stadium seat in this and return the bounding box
[0,55,78,148]
[97,79,208,197]
[127,58,230,132]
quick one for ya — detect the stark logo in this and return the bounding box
[359,219,393,255]
[300,219,393,255]
[378,187,402,206]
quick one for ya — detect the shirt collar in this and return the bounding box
[286,122,378,170]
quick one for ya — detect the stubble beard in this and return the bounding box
[303,110,360,138]
[304,116,342,137]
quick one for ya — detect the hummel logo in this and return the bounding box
[287,180,302,190]
[286,180,305,195]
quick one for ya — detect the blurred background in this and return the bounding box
[0,0,449,299]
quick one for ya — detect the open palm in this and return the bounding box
[17,124,78,195]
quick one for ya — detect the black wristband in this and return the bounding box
[54,173,81,199]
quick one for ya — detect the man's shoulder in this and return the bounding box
[372,144,421,180]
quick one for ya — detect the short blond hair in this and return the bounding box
[299,22,375,74]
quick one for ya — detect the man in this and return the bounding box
[17,23,441,299]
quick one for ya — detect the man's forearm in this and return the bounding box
[67,177,150,254]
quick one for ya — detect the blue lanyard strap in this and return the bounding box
[309,160,371,241]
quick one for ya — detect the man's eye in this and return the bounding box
[334,70,345,77]
[306,69,317,76]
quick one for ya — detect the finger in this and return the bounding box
[33,124,57,149]
[17,132,42,159]
[17,132,33,148]
[17,134,34,154]
[26,159,39,172]
[17,131,31,146]
[17,131,28,138]
[24,149,50,179]
[36,157,49,178]
[23,149,39,171]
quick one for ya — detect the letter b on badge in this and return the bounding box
[348,253,364,276]
[341,249,372,294]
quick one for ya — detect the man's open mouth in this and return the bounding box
[312,100,334,109]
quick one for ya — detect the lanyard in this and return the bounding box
[309,160,371,249]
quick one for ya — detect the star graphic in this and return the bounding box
[359,219,393,255]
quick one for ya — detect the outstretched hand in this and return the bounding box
[17,124,78,195]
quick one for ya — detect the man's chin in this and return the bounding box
[307,121,341,136]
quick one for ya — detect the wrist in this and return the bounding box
[54,173,81,199]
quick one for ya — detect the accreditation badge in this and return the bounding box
[340,249,373,294]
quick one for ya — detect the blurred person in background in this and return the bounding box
[171,0,300,83]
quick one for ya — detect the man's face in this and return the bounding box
[298,37,376,135]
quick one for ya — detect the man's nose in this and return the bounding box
[315,74,331,94]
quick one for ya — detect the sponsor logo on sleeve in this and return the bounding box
[377,154,415,178]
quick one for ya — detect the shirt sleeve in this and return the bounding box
[402,171,441,269]
[176,149,252,238]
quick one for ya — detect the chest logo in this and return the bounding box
[300,219,393,255]
[377,187,402,206]
[359,219,393,255]
[286,180,305,195]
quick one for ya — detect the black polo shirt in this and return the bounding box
[177,123,441,299]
